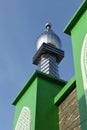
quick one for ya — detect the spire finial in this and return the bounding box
[45,23,51,30]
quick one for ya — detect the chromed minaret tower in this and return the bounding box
[33,23,64,77]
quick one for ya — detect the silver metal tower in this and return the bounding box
[33,23,64,78]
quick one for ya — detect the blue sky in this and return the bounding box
[0,0,82,129]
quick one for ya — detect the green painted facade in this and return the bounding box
[13,75,37,130]
[64,0,87,129]
[13,70,66,130]
[12,1,87,129]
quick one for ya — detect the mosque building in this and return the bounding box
[12,1,87,130]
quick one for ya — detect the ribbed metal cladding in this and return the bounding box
[39,54,59,77]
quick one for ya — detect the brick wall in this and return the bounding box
[59,88,81,130]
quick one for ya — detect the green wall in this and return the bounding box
[71,10,87,129]
[35,76,63,130]
[13,71,66,130]
[13,78,37,130]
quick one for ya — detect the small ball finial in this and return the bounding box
[45,23,51,30]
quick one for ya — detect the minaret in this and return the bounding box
[33,23,64,77]
[12,23,66,130]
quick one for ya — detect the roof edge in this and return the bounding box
[64,0,87,35]
[12,70,37,105]
[54,76,76,106]
[12,70,66,106]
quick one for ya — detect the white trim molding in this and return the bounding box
[81,34,87,105]
[15,106,32,130]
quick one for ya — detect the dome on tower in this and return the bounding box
[36,23,62,50]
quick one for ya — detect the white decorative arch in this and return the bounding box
[15,106,32,130]
[81,34,87,105]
